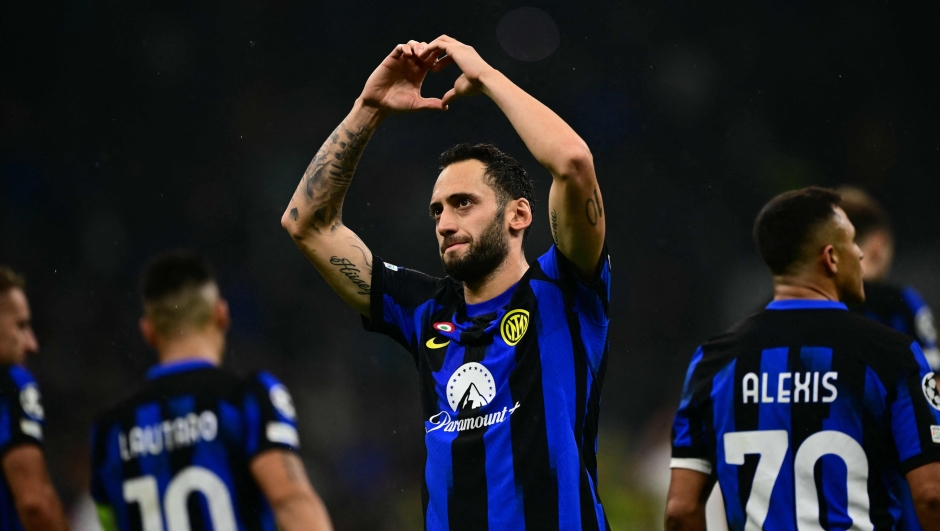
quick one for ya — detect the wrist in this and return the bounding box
[477,68,505,97]
[352,98,388,128]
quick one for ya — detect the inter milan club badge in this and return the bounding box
[433,322,454,333]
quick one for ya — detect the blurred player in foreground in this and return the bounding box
[282,36,610,529]
[90,251,332,531]
[666,187,940,530]
[0,266,69,531]
[838,185,940,370]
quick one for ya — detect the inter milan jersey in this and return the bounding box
[672,300,940,530]
[90,360,301,531]
[854,281,940,370]
[364,245,611,531]
[0,364,45,531]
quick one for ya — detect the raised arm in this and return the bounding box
[281,41,445,316]
[423,36,605,278]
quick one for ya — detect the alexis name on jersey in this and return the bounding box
[117,410,218,461]
[742,371,838,404]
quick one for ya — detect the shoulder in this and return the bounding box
[242,371,297,419]
[0,364,36,392]
[534,244,610,283]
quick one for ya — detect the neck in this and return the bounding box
[771,274,839,302]
[463,251,529,305]
[156,330,223,367]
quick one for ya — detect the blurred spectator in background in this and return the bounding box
[838,186,940,370]
[0,267,70,531]
[89,251,332,531]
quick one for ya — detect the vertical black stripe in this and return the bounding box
[732,346,762,515]
[449,343,490,531]
[509,283,560,531]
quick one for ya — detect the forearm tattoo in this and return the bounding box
[585,188,604,227]
[299,122,373,232]
[330,256,371,295]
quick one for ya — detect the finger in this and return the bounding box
[441,88,459,108]
[413,97,446,112]
[424,38,449,56]
[391,44,405,59]
[431,54,454,72]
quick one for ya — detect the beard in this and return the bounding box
[441,211,510,284]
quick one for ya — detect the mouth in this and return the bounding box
[441,239,471,254]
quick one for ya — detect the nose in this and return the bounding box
[437,207,458,237]
[25,328,39,355]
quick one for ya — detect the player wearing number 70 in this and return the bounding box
[666,188,940,531]
[89,251,333,531]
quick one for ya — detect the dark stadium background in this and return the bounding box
[1,0,937,528]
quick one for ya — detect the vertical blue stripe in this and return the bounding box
[711,360,741,528]
[134,402,172,489]
[533,280,581,530]
[891,374,922,462]
[0,403,10,447]
[482,341,524,530]
[244,394,261,456]
[673,348,704,448]
[425,339,466,531]
[758,348,795,530]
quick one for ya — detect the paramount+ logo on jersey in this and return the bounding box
[500,309,529,346]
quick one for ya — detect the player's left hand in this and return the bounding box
[421,35,495,107]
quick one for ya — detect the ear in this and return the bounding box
[822,244,838,276]
[139,317,158,348]
[507,198,533,236]
[214,298,231,333]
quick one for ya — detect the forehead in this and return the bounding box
[0,288,29,318]
[431,159,495,202]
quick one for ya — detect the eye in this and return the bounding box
[458,198,472,208]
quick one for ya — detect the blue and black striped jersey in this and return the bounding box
[90,360,300,531]
[672,300,940,530]
[855,281,940,370]
[0,364,45,531]
[364,245,611,531]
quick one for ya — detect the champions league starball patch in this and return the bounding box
[923,372,940,411]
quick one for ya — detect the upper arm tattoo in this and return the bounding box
[299,123,373,232]
[550,209,559,244]
[585,188,604,227]
[282,453,305,483]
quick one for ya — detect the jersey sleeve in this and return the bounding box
[362,255,444,357]
[902,286,940,370]
[536,244,611,369]
[0,365,45,457]
[889,342,940,474]
[670,348,714,474]
[242,371,301,459]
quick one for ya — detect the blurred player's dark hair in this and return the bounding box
[836,185,891,242]
[753,186,842,275]
[139,250,219,335]
[0,266,25,296]
[440,143,536,244]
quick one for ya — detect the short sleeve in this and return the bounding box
[889,342,940,474]
[361,255,444,357]
[0,365,45,457]
[902,286,940,370]
[670,348,714,474]
[242,371,301,459]
[537,244,610,317]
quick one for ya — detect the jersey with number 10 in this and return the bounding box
[90,360,301,531]
[672,300,940,530]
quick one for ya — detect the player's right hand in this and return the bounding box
[359,40,446,114]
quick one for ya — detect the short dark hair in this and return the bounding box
[836,185,891,242]
[140,250,215,304]
[439,143,536,244]
[753,186,843,275]
[0,266,25,296]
